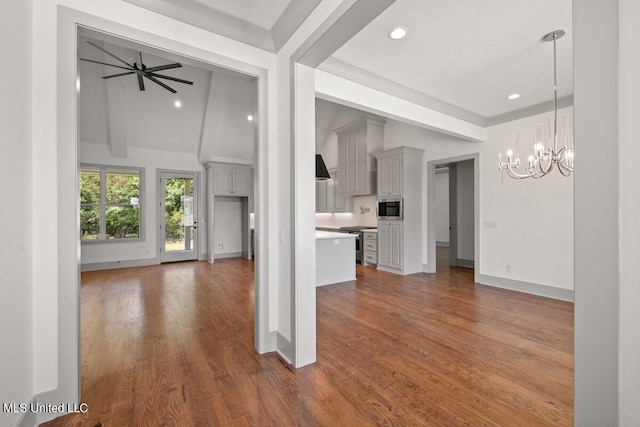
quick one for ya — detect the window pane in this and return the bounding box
[80,169,101,204]
[106,171,140,205]
[106,206,140,239]
[80,206,100,240]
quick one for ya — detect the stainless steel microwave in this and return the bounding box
[377,198,403,220]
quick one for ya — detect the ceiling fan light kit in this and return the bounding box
[80,41,194,94]
[498,29,574,179]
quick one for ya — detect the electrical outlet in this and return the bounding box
[505,264,511,273]
[218,243,223,250]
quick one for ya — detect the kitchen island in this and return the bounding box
[316,230,356,287]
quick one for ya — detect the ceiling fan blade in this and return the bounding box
[137,73,145,91]
[145,63,182,73]
[87,41,134,68]
[102,71,135,79]
[144,74,177,93]
[80,58,132,71]
[148,73,194,85]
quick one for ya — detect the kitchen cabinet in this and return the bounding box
[212,165,250,196]
[377,154,403,197]
[316,169,352,213]
[363,230,378,266]
[374,147,424,275]
[335,117,385,197]
[378,221,402,270]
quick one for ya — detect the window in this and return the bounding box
[80,166,143,242]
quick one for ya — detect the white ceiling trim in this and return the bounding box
[319,57,574,129]
[485,95,574,126]
[319,57,486,126]
[123,0,275,51]
[123,0,322,53]
[316,69,486,143]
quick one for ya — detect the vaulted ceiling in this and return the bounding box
[78,30,257,162]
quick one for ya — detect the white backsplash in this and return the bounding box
[315,195,378,228]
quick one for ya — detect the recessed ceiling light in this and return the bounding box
[174,100,182,108]
[247,115,254,121]
[507,93,520,100]
[388,26,408,40]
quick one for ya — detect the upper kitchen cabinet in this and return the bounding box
[377,154,403,197]
[210,163,251,196]
[335,117,386,197]
[375,147,423,199]
[316,169,352,213]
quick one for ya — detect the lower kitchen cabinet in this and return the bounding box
[378,221,403,271]
[363,231,378,266]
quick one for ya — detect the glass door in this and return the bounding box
[159,172,198,263]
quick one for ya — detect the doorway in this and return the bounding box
[427,154,479,281]
[158,171,199,263]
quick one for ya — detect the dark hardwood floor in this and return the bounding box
[42,251,573,426]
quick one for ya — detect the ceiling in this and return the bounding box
[190,0,292,30]
[122,0,573,124]
[123,0,321,52]
[326,0,573,119]
[83,1,574,159]
[78,30,256,162]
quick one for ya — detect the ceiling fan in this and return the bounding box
[79,41,194,94]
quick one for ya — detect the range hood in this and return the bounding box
[316,154,331,181]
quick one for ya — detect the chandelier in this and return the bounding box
[499,30,574,179]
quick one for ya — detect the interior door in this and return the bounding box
[159,171,198,263]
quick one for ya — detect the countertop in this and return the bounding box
[315,230,357,240]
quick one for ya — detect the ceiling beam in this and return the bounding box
[293,0,396,68]
[315,69,486,143]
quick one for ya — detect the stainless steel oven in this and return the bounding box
[338,227,365,264]
[377,198,403,220]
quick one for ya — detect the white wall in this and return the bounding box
[456,160,474,262]
[619,0,640,422]
[384,108,574,291]
[80,142,206,265]
[434,171,449,244]
[0,0,34,425]
[574,1,620,423]
[213,197,243,255]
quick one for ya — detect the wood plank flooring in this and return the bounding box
[42,251,573,426]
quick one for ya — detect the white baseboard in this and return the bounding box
[213,252,243,260]
[457,258,475,268]
[81,257,158,272]
[477,273,574,302]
